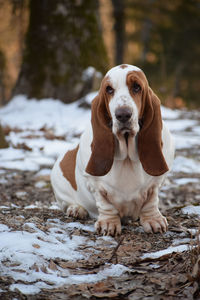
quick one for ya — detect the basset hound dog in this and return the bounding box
[51,64,174,236]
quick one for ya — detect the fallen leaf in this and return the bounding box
[30,263,39,272]
[48,260,58,271]
[41,265,48,273]
[32,243,40,249]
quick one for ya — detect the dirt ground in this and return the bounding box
[0,167,200,300]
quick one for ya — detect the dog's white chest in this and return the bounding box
[87,158,155,219]
[106,158,149,191]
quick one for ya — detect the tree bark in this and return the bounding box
[0,50,6,105]
[112,0,125,65]
[12,0,108,103]
[0,124,8,149]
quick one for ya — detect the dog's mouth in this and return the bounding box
[119,125,131,134]
[115,122,138,146]
[124,132,129,146]
[121,127,137,146]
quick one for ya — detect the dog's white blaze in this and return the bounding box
[107,66,139,135]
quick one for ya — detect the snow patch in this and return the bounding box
[0,95,91,136]
[182,205,200,216]
[173,156,200,173]
[35,168,51,177]
[82,66,102,81]
[0,224,9,232]
[0,95,92,171]
[174,178,199,185]
[10,284,41,295]
[34,180,47,188]
[141,244,189,260]
[165,119,197,132]
[66,222,95,232]
[173,134,200,150]
[161,106,180,119]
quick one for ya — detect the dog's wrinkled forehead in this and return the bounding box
[105,64,141,88]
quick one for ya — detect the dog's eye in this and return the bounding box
[106,86,114,95]
[132,82,141,93]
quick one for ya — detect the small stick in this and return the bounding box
[108,236,124,263]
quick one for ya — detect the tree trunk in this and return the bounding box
[0,124,8,149]
[0,50,6,105]
[140,18,152,63]
[12,0,108,103]
[111,0,125,65]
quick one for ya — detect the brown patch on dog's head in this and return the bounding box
[126,70,146,115]
[120,64,128,69]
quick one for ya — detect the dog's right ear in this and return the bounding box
[86,92,114,176]
[138,87,169,176]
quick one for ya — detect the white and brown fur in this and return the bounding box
[51,64,174,236]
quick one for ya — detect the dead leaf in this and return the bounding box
[32,243,40,249]
[149,277,162,286]
[48,260,58,271]
[30,263,39,272]
[58,261,76,269]
[41,265,48,273]
[11,269,26,273]
[92,281,109,293]
[12,142,32,151]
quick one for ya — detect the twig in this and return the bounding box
[108,236,124,263]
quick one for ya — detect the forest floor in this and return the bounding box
[0,96,200,299]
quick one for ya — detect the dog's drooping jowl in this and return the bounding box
[51,64,174,236]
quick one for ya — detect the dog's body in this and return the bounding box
[51,65,174,235]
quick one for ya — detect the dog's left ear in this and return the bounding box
[86,94,114,176]
[138,87,169,176]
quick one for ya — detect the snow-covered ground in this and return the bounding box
[0,95,200,295]
[0,221,129,295]
[0,95,199,174]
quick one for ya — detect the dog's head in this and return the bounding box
[86,64,168,176]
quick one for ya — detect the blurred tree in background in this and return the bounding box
[13,0,108,103]
[0,0,200,107]
[112,0,125,65]
[0,123,8,148]
[0,50,6,103]
[0,0,29,105]
[125,0,200,107]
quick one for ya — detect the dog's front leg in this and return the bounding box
[139,186,168,233]
[94,190,121,236]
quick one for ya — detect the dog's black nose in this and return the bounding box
[115,107,132,123]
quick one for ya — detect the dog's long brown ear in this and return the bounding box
[138,88,169,176]
[86,94,114,176]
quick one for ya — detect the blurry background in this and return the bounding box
[0,0,200,108]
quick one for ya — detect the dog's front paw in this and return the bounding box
[66,204,88,219]
[140,214,168,233]
[95,216,121,236]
